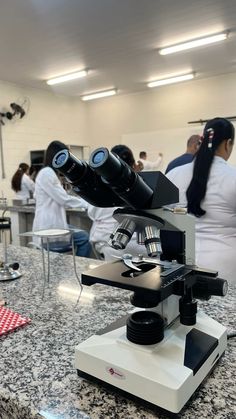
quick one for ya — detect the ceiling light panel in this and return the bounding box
[81,89,117,101]
[148,73,194,88]
[47,70,88,85]
[159,32,228,55]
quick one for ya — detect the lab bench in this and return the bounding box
[0,204,92,246]
[0,245,235,419]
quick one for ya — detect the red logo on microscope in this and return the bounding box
[106,366,126,380]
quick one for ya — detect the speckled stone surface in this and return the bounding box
[0,245,235,419]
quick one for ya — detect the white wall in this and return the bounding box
[2,71,236,199]
[0,80,88,198]
[86,72,236,171]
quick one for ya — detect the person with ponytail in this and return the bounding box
[11,162,35,200]
[166,117,236,284]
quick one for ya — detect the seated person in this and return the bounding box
[32,144,91,257]
[84,145,150,261]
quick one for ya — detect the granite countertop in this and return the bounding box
[0,245,235,419]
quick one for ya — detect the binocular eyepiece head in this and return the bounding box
[49,142,154,209]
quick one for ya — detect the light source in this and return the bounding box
[81,89,117,101]
[147,73,194,88]
[46,70,87,85]
[159,32,228,55]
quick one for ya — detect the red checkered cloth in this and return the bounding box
[0,306,31,336]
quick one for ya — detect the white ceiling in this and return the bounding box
[0,0,236,97]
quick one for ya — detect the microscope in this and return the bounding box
[49,141,228,414]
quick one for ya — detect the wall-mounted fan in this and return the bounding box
[0,97,31,178]
[0,96,30,125]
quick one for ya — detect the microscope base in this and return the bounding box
[75,311,227,413]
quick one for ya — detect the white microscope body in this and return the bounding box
[49,141,227,414]
[75,309,226,413]
[75,208,227,413]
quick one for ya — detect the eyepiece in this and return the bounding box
[90,147,123,180]
[89,147,153,208]
[53,150,70,168]
[91,150,107,165]
[48,141,124,207]
[47,141,85,183]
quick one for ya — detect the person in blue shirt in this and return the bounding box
[165,134,201,174]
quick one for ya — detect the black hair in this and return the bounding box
[111,144,135,168]
[11,163,29,192]
[187,134,201,148]
[186,117,235,217]
[139,151,146,159]
[29,165,41,181]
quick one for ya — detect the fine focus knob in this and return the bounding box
[179,297,197,326]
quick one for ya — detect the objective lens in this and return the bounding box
[92,150,106,165]
[144,225,160,257]
[110,219,136,250]
[53,150,69,168]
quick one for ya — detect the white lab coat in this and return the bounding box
[166,156,236,284]
[15,173,35,200]
[32,167,85,243]
[86,206,117,243]
[139,155,162,171]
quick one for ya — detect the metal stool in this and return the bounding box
[20,229,78,294]
[19,229,82,300]
[0,217,21,281]
[28,229,73,281]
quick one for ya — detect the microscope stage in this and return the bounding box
[75,311,227,413]
[82,260,191,302]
